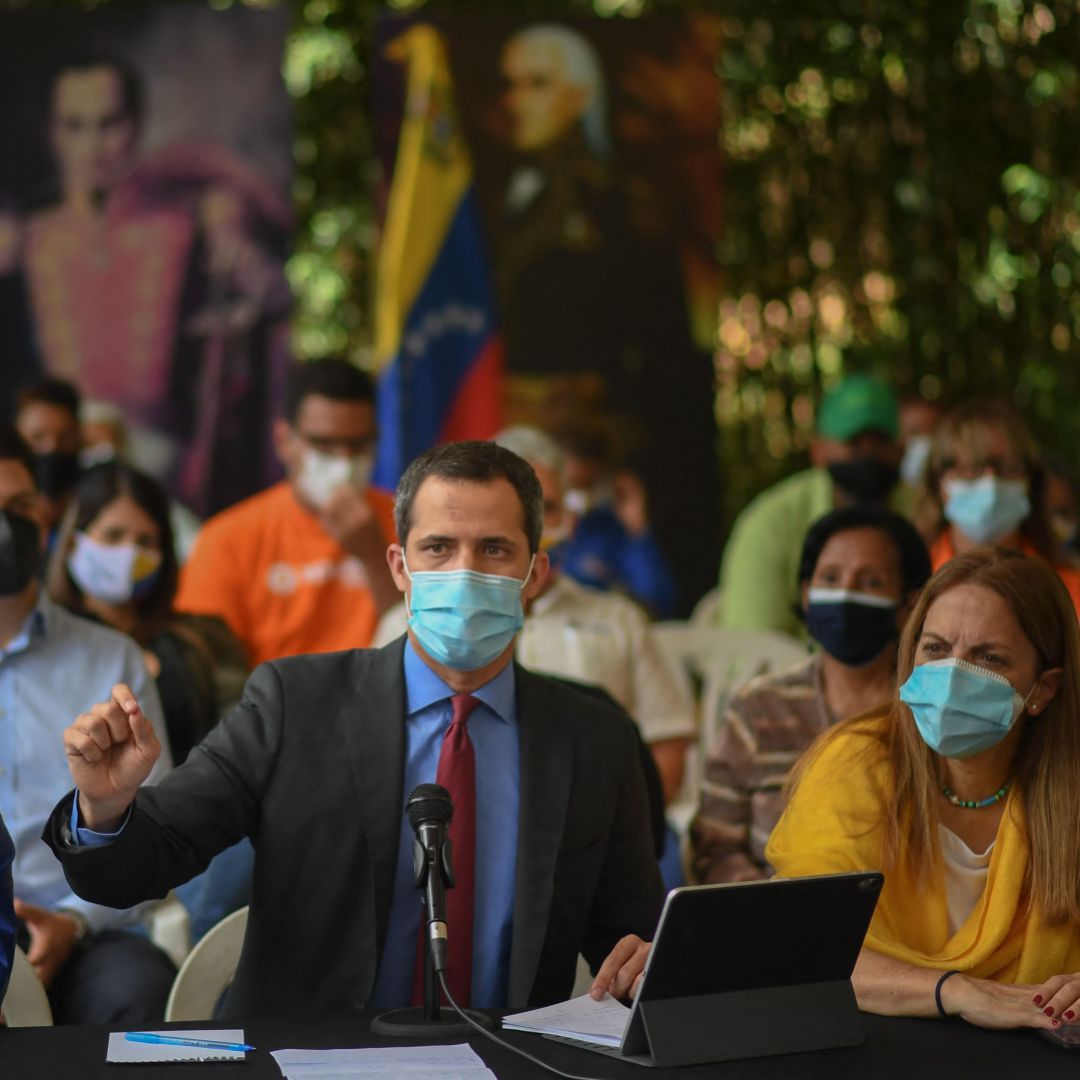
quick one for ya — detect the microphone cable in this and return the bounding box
[437,971,610,1080]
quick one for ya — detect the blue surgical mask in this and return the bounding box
[804,587,899,667]
[404,556,535,671]
[943,476,1030,544]
[899,657,1036,759]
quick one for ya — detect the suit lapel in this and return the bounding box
[508,665,573,1004]
[340,639,408,945]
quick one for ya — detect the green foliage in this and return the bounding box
[10,0,1080,529]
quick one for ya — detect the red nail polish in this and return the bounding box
[1045,1007,1055,1016]
[1053,1019,1062,1027]
[1066,1011,1076,1020]
[1034,995,1044,1004]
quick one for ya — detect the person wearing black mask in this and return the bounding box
[14,377,83,536]
[691,504,930,883]
[718,373,915,638]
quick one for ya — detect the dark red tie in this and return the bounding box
[413,693,478,1007]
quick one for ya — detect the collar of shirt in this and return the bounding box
[0,591,49,661]
[402,637,515,724]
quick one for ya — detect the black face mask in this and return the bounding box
[33,451,80,499]
[804,594,899,667]
[0,509,42,597]
[827,457,899,504]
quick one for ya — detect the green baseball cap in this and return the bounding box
[817,374,899,442]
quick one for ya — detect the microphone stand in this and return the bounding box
[370,829,494,1036]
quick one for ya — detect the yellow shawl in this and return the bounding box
[765,716,1080,983]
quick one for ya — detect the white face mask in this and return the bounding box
[296,448,374,509]
[899,435,933,487]
[67,531,162,605]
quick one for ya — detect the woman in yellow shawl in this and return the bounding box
[765,546,1080,1029]
[593,547,1080,1031]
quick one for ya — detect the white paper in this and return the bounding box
[501,992,630,1047]
[107,1028,247,1063]
[270,1042,497,1079]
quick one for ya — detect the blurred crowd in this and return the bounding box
[3,358,1080,1028]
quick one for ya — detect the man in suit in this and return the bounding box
[44,440,663,1016]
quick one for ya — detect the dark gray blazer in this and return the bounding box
[44,637,664,1017]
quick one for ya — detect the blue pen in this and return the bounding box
[125,1032,256,1052]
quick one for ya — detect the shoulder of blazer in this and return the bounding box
[259,636,408,688]
[514,661,635,747]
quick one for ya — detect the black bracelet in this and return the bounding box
[935,969,962,1017]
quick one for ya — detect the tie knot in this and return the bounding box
[450,693,478,728]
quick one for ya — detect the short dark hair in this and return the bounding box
[395,441,543,553]
[16,377,81,420]
[798,504,932,596]
[47,462,178,641]
[0,424,35,478]
[283,359,376,423]
[52,54,143,128]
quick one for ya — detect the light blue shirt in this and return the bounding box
[370,640,520,1009]
[0,594,171,932]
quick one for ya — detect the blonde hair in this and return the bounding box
[788,547,1080,923]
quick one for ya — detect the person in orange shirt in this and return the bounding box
[176,359,398,665]
[920,400,1080,618]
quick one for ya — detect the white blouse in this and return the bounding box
[938,824,994,936]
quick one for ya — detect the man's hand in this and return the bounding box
[63,683,160,831]
[590,935,652,1001]
[321,487,400,614]
[13,899,81,988]
[321,485,380,554]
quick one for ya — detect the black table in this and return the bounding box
[0,1010,1074,1079]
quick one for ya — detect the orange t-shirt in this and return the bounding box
[176,482,398,666]
[930,530,1080,619]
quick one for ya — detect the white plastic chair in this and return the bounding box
[164,906,248,1022]
[1,946,54,1027]
[697,629,810,752]
[146,891,192,971]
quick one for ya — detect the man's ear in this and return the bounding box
[522,550,549,602]
[387,543,408,594]
[272,418,296,470]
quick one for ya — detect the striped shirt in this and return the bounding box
[690,656,832,883]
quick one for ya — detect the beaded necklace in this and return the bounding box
[941,781,1010,810]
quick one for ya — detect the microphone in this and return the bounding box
[407,782,454,975]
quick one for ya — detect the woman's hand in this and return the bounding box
[940,973,1061,1030]
[1029,972,1080,1024]
[590,935,651,1001]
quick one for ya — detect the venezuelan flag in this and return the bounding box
[373,24,504,489]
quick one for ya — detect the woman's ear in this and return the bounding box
[1029,667,1063,715]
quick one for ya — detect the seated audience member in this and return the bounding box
[80,399,202,562]
[176,359,398,665]
[898,394,945,488]
[46,441,663,1017]
[594,549,1080,1022]
[921,401,1080,615]
[690,506,931,883]
[14,377,82,533]
[554,426,678,618]
[1042,455,1080,566]
[376,427,696,803]
[0,812,13,1003]
[0,426,175,1024]
[46,462,248,766]
[719,374,912,638]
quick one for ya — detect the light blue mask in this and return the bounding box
[943,476,1030,544]
[404,557,535,671]
[899,657,1035,759]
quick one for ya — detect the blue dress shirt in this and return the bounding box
[0,595,171,932]
[0,811,14,1001]
[370,640,520,1009]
